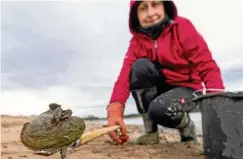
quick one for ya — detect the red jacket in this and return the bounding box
[109,0,224,105]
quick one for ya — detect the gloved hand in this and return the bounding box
[107,102,129,144]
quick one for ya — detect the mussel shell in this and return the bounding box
[20,116,85,151]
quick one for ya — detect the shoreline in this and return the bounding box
[0,107,201,120]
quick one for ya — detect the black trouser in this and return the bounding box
[129,58,195,129]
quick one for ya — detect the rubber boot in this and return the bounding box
[177,113,197,143]
[130,86,160,145]
[134,113,160,145]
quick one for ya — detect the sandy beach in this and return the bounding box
[1,115,204,159]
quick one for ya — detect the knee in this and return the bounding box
[129,58,157,88]
[130,58,156,81]
[131,58,156,76]
[148,99,167,121]
[131,58,153,72]
[148,98,184,128]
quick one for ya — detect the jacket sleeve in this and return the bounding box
[109,37,139,106]
[177,17,225,91]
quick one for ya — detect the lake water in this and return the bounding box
[95,112,203,135]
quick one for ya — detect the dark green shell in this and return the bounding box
[20,116,85,151]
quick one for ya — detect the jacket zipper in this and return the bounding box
[154,40,158,57]
[154,40,161,69]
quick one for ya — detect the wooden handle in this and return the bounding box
[80,125,120,145]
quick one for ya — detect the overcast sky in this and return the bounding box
[1,0,243,117]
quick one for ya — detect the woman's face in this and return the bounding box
[137,1,165,28]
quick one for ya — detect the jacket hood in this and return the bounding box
[128,0,178,35]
